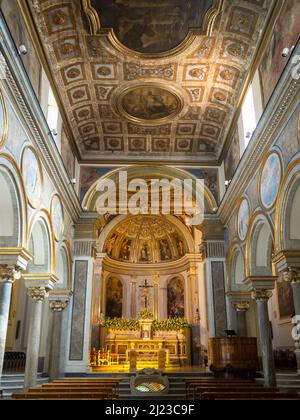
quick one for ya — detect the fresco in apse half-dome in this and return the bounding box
[92,0,213,54]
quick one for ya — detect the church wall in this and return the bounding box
[0,0,41,97]
[224,97,300,349]
[258,0,300,107]
[0,75,75,370]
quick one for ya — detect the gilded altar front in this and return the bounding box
[92,321,191,370]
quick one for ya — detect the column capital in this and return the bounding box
[49,300,69,312]
[0,264,22,283]
[28,287,49,301]
[233,301,250,312]
[283,268,300,284]
[251,290,273,302]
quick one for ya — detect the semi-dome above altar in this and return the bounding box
[104,215,187,264]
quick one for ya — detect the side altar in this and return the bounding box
[91,317,191,370]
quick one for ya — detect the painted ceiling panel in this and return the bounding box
[28,0,273,163]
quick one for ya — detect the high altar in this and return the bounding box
[93,318,191,370]
[89,215,208,370]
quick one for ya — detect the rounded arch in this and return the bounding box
[227,243,246,291]
[55,241,72,290]
[98,214,195,257]
[82,165,218,213]
[275,156,300,251]
[28,210,55,273]
[246,211,274,277]
[0,154,28,247]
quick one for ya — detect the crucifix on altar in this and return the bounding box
[139,279,153,310]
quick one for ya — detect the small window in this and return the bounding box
[239,70,263,155]
[47,88,59,134]
[241,85,257,149]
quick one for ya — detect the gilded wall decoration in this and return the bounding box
[237,198,250,241]
[260,152,282,209]
[0,90,8,148]
[117,85,183,123]
[21,146,43,209]
[87,0,214,54]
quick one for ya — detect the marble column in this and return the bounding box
[23,275,56,390]
[283,268,300,374]
[48,299,69,380]
[24,288,48,390]
[0,266,21,381]
[233,302,250,337]
[0,249,31,383]
[252,290,276,388]
[245,277,277,388]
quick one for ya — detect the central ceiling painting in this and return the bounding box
[89,0,213,54]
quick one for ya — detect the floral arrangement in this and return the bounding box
[138,309,154,320]
[152,318,189,332]
[103,317,139,331]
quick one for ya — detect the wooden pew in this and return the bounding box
[12,378,121,400]
[202,392,300,400]
[13,391,118,400]
[184,379,256,399]
[193,387,277,400]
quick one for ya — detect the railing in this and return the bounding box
[89,350,120,367]
[3,352,26,373]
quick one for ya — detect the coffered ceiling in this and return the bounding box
[27,0,274,164]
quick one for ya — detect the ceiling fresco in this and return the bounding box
[87,0,214,54]
[28,0,274,163]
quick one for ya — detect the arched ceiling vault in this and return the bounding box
[27,0,275,164]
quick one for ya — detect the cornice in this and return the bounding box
[0,13,82,222]
[102,254,195,276]
[218,40,300,225]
